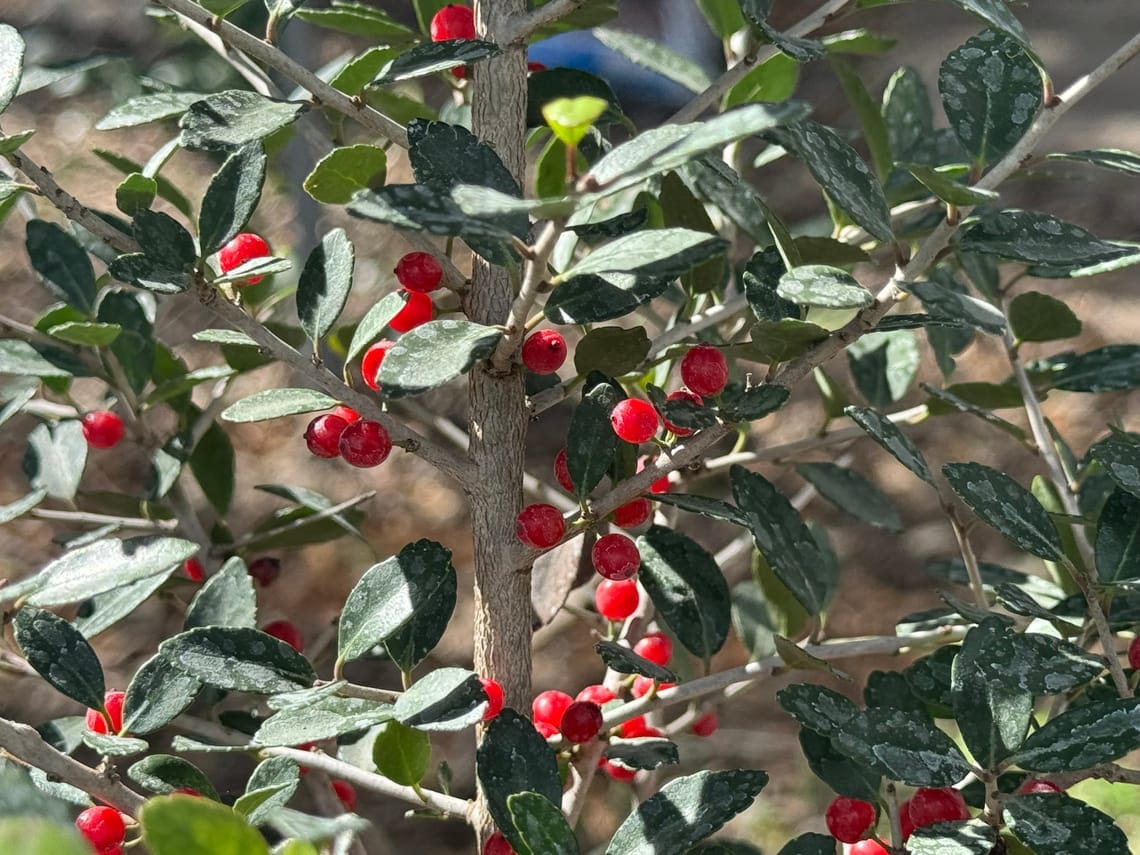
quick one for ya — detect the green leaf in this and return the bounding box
[25,221,96,313]
[527,68,626,129]
[108,251,190,294]
[303,144,387,204]
[776,833,836,855]
[45,322,121,347]
[798,728,880,802]
[212,256,292,286]
[723,52,799,109]
[122,653,202,734]
[905,164,999,206]
[297,228,355,345]
[1014,697,1140,771]
[718,384,790,423]
[266,809,369,843]
[592,27,711,94]
[374,39,501,84]
[0,818,91,855]
[1038,345,1140,392]
[237,755,299,823]
[0,535,195,608]
[372,719,431,787]
[185,557,256,630]
[1047,148,1140,176]
[129,755,220,800]
[221,388,338,422]
[134,209,196,270]
[1008,291,1081,342]
[345,292,405,365]
[295,3,415,38]
[159,626,316,693]
[603,738,679,771]
[835,706,972,786]
[943,462,1064,561]
[567,381,619,498]
[765,120,893,243]
[910,279,1006,334]
[0,339,74,378]
[23,420,86,501]
[98,291,155,394]
[883,67,934,160]
[637,525,730,659]
[75,573,170,639]
[777,265,872,309]
[652,493,747,526]
[13,607,105,710]
[0,128,33,154]
[0,24,26,114]
[338,539,455,664]
[378,319,501,399]
[947,0,1030,47]
[477,710,562,854]
[573,326,650,377]
[605,769,768,855]
[795,462,901,530]
[847,329,919,408]
[1006,792,1128,855]
[82,732,148,755]
[544,272,671,324]
[1090,433,1140,499]
[188,420,234,515]
[383,562,457,672]
[957,209,1131,267]
[845,404,933,484]
[1095,489,1140,583]
[939,29,1040,166]
[141,795,270,855]
[507,792,580,855]
[695,0,745,38]
[830,56,892,181]
[557,228,726,282]
[595,640,678,682]
[731,466,833,615]
[542,96,608,148]
[254,695,392,746]
[393,667,486,731]
[907,820,997,854]
[95,91,206,130]
[180,90,306,151]
[199,143,266,255]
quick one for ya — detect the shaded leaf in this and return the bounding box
[159,626,316,693]
[393,667,487,731]
[222,388,338,422]
[13,607,105,710]
[199,143,266,255]
[378,319,501,399]
[297,228,355,344]
[180,90,306,151]
[943,462,1064,560]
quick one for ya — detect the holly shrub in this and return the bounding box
[2,1,1140,854]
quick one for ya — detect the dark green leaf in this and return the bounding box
[682,157,771,245]
[375,39,500,83]
[394,667,486,731]
[338,539,455,664]
[107,252,190,294]
[605,769,768,855]
[651,493,748,526]
[1014,697,1140,771]
[731,581,777,661]
[1008,291,1082,342]
[947,0,1029,47]
[939,29,1040,165]
[383,563,456,672]
[378,319,501,398]
[0,819,91,855]
[133,210,196,271]
[93,149,192,218]
[798,728,881,802]
[592,27,710,94]
[846,405,933,483]
[830,56,892,180]
[23,420,86,501]
[595,640,678,682]
[943,462,1064,560]
[140,795,269,855]
[295,3,414,38]
[345,292,405,365]
[303,144,387,204]
[695,0,745,38]
[122,653,202,734]
[910,279,1005,334]
[1089,432,1140,499]
[159,626,316,693]
[846,329,919,408]
[718,384,790,423]
[1037,345,1140,393]
[297,228,355,344]
[221,388,338,422]
[13,607,105,710]
[905,163,999,206]
[957,210,1131,267]
[0,24,25,114]
[188,420,234,515]
[254,695,392,746]
[795,462,902,530]
[731,466,832,615]
[180,90,306,151]
[907,820,997,854]
[129,755,220,800]
[25,221,96,313]
[569,209,649,242]
[236,755,299,823]
[777,265,871,309]
[835,706,972,786]
[95,92,206,130]
[184,557,257,630]
[545,272,672,324]
[1095,489,1140,583]
[1047,148,1140,176]
[507,792,580,855]
[82,732,148,756]
[1006,792,1127,855]
[199,143,266,255]
[567,381,619,497]
[98,291,155,395]
[637,525,731,659]
[604,738,679,771]
[558,228,726,282]
[882,66,933,160]
[573,326,650,377]
[738,320,829,363]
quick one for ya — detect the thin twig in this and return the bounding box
[27,508,178,531]
[499,0,591,44]
[945,507,988,611]
[333,682,402,704]
[491,220,561,370]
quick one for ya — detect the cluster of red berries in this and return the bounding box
[610,343,728,444]
[304,405,392,469]
[85,689,126,736]
[359,251,440,391]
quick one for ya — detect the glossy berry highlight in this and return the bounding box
[390,291,434,333]
[825,796,876,843]
[1018,779,1062,795]
[575,684,616,706]
[515,503,565,549]
[521,329,567,375]
[361,340,394,390]
[850,842,888,855]
[532,689,573,729]
[85,689,126,735]
[610,398,660,443]
[600,758,636,782]
[395,251,443,293]
[218,232,271,284]
[592,533,640,580]
[479,677,504,721]
[560,700,603,743]
[304,414,349,458]
[429,4,475,41]
[264,620,304,653]
[82,410,124,449]
[339,420,392,468]
[595,578,639,621]
[75,806,126,852]
[680,343,728,397]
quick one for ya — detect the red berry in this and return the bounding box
[680,343,728,397]
[1129,636,1140,670]
[521,330,567,375]
[633,632,672,666]
[75,806,125,851]
[610,398,660,443]
[553,448,575,493]
[248,556,281,587]
[391,291,434,333]
[263,620,304,652]
[332,779,357,811]
[480,677,504,721]
[825,796,877,843]
[173,788,202,797]
[662,389,703,437]
[515,504,565,549]
[304,414,349,458]
[599,758,636,782]
[395,251,443,293]
[361,340,394,390]
[332,405,360,424]
[595,579,639,621]
[527,61,547,73]
[900,799,915,840]
[339,419,392,467]
[592,533,640,580]
[85,690,126,735]
[908,787,969,830]
[691,710,718,737]
[182,557,205,583]
[619,716,662,739]
[81,411,124,449]
[612,497,652,529]
[532,690,573,729]
[560,700,603,743]
[639,455,671,494]
[429,4,475,40]
[575,684,616,706]
[850,842,888,855]
[632,676,675,698]
[218,232,271,285]
[534,720,559,739]
[484,831,516,855]
[1017,779,1062,795]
